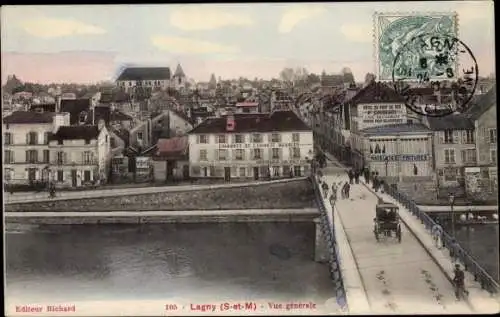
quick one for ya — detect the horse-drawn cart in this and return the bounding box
[373,202,402,243]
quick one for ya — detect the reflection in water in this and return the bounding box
[6,223,334,303]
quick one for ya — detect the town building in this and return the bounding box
[463,86,497,199]
[152,136,190,182]
[359,123,434,182]
[187,110,314,181]
[48,122,111,187]
[424,114,476,197]
[338,82,407,168]
[116,67,172,92]
[3,111,61,184]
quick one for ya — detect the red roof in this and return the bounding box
[155,136,188,159]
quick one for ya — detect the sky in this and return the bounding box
[1,2,495,84]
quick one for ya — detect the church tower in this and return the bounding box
[172,63,187,89]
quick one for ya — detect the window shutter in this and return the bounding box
[64,152,68,164]
[289,147,293,159]
[461,150,466,163]
[35,169,39,180]
[279,148,283,159]
[453,131,459,143]
[26,133,29,144]
[462,131,466,143]
[25,169,28,180]
[39,132,44,145]
[268,148,272,159]
[25,150,29,162]
[196,135,200,144]
[232,149,237,160]
[242,149,246,160]
[214,149,219,161]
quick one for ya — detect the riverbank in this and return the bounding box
[5,209,319,225]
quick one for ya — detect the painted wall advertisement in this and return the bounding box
[358,103,407,130]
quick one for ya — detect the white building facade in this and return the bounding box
[188,111,314,180]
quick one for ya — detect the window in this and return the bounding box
[292,147,301,158]
[4,150,13,163]
[57,170,64,182]
[253,148,262,159]
[137,132,143,141]
[463,130,474,144]
[491,149,497,163]
[271,133,281,143]
[58,139,63,145]
[461,149,477,164]
[444,149,455,163]
[235,149,244,160]
[292,133,300,143]
[272,148,280,159]
[26,150,38,163]
[85,139,91,145]
[234,134,244,143]
[444,130,453,143]
[199,135,208,144]
[252,134,262,143]
[489,129,497,144]
[4,168,13,181]
[218,149,227,161]
[239,167,246,177]
[27,168,37,181]
[4,132,12,145]
[43,150,50,163]
[199,149,207,161]
[83,151,93,164]
[217,134,226,143]
[27,131,38,145]
[83,170,91,182]
[57,151,65,165]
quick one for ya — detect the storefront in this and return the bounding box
[360,124,434,180]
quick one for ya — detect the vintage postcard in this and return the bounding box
[2,2,498,316]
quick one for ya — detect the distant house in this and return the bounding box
[116,67,171,92]
[152,136,190,182]
[48,123,111,187]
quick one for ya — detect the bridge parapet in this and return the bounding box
[381,183,499,296]
[310,176,348,312]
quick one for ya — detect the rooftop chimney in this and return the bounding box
[226,114,235,132]
[55,95,62,113]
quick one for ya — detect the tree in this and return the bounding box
[364,73,376,85]
[3,75,23,94]
[279,68,295,83]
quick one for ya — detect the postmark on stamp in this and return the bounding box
[391,33,479,117]
[374,12,458,81]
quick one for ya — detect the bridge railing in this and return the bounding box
[383,182,499,295]
[309,175,348,310]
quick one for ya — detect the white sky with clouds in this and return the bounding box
[1,2,495,84]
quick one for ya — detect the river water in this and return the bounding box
[429,215,499,282]
[5,222,336,308]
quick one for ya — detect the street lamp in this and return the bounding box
[449,193,456,237]
[384,156,389,178]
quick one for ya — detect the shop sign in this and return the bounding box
[219,142,300,149]
[370,154,429,161]
[136,156,151,169]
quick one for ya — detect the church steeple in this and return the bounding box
[174,63,186,78]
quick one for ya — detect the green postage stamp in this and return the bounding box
[374,12,459,81]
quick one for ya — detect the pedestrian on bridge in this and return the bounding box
[322,182,329,197]
[348,170,354,184]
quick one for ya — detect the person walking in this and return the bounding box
[348,169,354,184]
[364,168,370,184]
[345,182,351,199]
[322,182,329,197]
[453,264,467,300]
[341,182,347,199]
[354,169,360,184]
